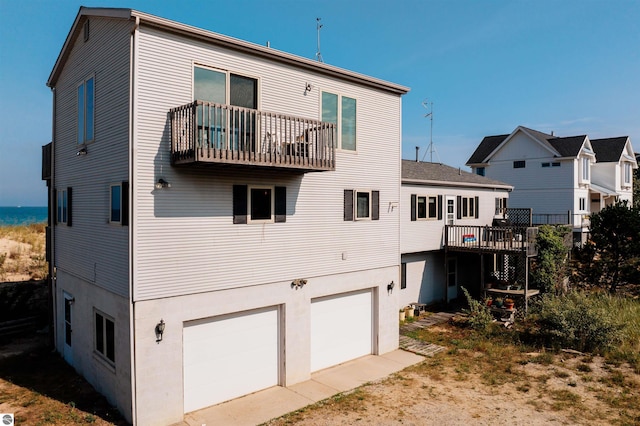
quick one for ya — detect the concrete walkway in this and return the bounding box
[177,349,424,426]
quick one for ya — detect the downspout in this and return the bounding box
[128,14,140,426]
[50,86,57,350]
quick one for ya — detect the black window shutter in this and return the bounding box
[122,181,129,226]
[437,195,443,220]
[475,196,479,219]
[410,194,417,221]
[503,197,508,209]
[233,185,248,224]
[53,188,57,226]
[372,190,380,220]
[67,187,73,227]
[275,186,286,223]
[456,195,462,219]
[343,190,354,221]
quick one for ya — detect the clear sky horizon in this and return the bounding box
[1,0,638,206]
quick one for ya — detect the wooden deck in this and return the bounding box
[170,101,336,172]
[444,225,538,256]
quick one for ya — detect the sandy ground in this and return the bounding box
[0,237,35,281]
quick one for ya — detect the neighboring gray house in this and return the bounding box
[400,160,514,306]
[467,126,637,241]
[42,7,408,424]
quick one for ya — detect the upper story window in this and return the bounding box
[77,77,94,144]
[581,157,590,181]
[457,196,479,219]
[513,160,525,169]
[623,162,632,185]
[194,65,257,108]
[495,197,507,215]
[322,92,356,151]
[475,167,485,176]
[411,194,440,221]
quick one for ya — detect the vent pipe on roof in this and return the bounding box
[415,146,419,162]
[551,131,554,136]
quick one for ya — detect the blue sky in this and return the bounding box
[1,0,638,206]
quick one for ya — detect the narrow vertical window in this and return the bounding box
[624,163,631,184]
[341,96,356,150]
[582,157,590,181]
[77,77,94,144]
[57,189,68,224]
[356,191,370,219]
[95,310,115,364]
[400,263,407,289]
[322,92,356,150]
[417,196,427,219]
[110,184,121,223]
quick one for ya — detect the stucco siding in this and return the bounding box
[53,17,132,297]
[132,25,402,301]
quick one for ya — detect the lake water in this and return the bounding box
[0,206,48,226]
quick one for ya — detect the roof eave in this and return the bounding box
[47,7,134,87]
[402,178,513,191]
[48,7,410,96]
[131,10,409,95]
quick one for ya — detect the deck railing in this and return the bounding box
[170,101,336,171]
[445,225,538,256]
[532,212,589,229]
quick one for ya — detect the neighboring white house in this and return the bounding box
[466,126,637,241]
[43,7,408,425]
[399,160,513,307]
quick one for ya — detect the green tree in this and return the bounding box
[587,201,640,293]
[531,225,571,294]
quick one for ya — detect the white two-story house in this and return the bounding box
[400,160,514,307]
[42,7,408,424]
[467,126,637,242]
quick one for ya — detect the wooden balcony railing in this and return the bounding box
[444,225,538,256]
[170,101,336,172]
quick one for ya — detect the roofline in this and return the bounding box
[402,178,513,191]
[48,7,410,96]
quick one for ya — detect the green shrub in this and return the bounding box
[531,291,624,353]
[461,287,493,332]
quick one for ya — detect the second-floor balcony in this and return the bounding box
[170,101,336,172]
[445,224,539,257]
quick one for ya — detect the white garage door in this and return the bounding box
[183,307,279,413]
[311,289,373,372]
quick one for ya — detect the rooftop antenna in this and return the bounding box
[316,18,324,62]
[421,99,440,163]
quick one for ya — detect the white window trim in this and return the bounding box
[623,162,632,185]
[416,195,438,220]
[460,197,475,219]
[321,90,357,152]
[247,185,275,224]
[94,309,115,366]
[109,183,122,224]
[77,75,95,145]
[580,156,591,183]
[355,190,372,220]
[192,62,261,108]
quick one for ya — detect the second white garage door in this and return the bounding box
[310,289,373,372]
[183,306,280,413]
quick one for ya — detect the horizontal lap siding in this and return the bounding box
[54,17,132,297]
[400,184,508,254]
[133,27,401,301]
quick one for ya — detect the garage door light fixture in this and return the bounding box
[155,319,166,343]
